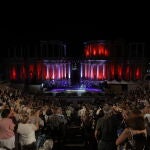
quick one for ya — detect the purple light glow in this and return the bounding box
[48,87,103,94]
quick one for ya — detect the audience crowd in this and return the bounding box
[0,83,150,150]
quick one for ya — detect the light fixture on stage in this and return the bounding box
[41,83,44,88]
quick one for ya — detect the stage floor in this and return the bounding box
[44,87,104,95]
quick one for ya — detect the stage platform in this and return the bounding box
[43,87,104,96]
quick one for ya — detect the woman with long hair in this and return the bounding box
[116,109,147,150]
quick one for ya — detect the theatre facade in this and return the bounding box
[0,40,148,92]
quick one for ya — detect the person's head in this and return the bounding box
[82,105,86,109]
[128,109,142,118]
[1,109,10,118]
[56,107,62,114]
[103,104,112,117]
[125,108,144,129]
[20,114,29,124]
[46,109,52,116]
[52,107,59,114]
[126,116,145,130]
[30,109,36,116]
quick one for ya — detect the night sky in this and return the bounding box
[1,24,150,57]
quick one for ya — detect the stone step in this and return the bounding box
[64,143,86,150]
[64,147,86,150]
[64,139,84,144]
[66,129,83,137]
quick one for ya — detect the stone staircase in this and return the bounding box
[63,123,86,150]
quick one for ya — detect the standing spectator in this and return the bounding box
[95,104,120,150]
[17,111,39,150]
[116,111,147,150]
[0,109,15,150]
[78,105,87,121]
[47,107,67,150]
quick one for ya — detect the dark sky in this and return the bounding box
[1,24,147,40]
[0,24,149,57]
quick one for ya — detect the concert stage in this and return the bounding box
[44,87,104,96]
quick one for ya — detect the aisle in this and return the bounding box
[63,123,86,150]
